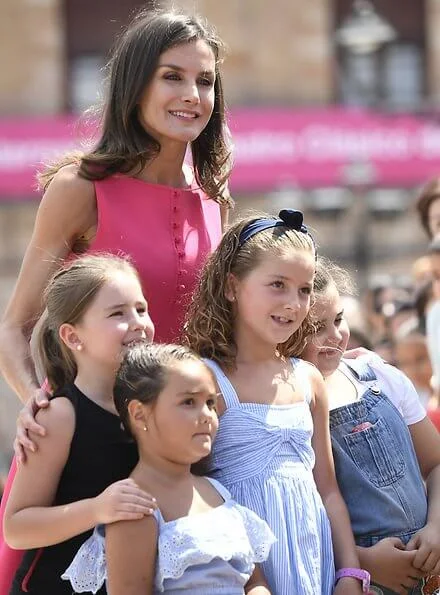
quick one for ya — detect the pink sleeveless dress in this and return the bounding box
[0,174,222,594]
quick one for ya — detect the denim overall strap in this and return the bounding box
[330,360,427,548]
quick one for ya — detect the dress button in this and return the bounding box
[175,238,181,245]
[178,252,185,258]
[173,222,179,229]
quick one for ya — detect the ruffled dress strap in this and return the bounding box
[203,359,240,410]
[155,499,276,592]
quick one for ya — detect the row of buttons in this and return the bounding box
[172,195,186,293]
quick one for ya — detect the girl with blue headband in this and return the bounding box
[184,211,367,595]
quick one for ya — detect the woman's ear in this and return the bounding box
[127,400,149,432]
[59,323,83,352]
[225,273,238,303]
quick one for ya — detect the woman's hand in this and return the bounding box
[343,348,373,359]
[14,388,50,464]
[93,479,157,524]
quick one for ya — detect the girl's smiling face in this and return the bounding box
[228,249,315,350]
[302,282,350,378]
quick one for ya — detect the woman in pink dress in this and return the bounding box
[0,8,232,593]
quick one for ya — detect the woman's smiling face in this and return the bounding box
[138,40,216,146]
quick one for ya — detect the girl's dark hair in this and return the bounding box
[39,9,232,206]
[415,178,440,238]
[184,213,316,369]
[114,342,202,435]
[36,254,140,392]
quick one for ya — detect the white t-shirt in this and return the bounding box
[335,354,426,426]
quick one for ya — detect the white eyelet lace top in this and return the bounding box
[62,477,276,594]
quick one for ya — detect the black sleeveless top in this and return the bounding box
[11,384,138,595]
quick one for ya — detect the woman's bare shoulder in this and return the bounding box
[37,164,97,236]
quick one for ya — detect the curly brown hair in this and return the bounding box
[38,9,233,207]
[184,214,316,369]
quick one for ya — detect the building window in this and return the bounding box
[64,0,156,111]
[334,0,425,111]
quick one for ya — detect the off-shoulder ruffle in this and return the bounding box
[61,526,106,594]
[155,502,275,591]
[62,501,275,593]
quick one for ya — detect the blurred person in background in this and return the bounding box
[412,255,433,288]
[415,178,440,240]
[413,280,435,335]
[394,329,433,410]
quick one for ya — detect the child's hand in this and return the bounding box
[343,348,372,359]
[362,537,425,594]
[333,577,363,594]
[15,388,50,464]
[93,478,157,524]
[406,523,440,575]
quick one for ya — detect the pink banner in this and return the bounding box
[2,108,440,198]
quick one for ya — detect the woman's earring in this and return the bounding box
[76,344,83,352]
[143,425,148,432]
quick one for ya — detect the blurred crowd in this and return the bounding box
[339,178,440,430]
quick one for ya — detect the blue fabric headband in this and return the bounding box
[238,209,313,249]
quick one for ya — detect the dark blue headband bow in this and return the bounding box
[238,209,312,248]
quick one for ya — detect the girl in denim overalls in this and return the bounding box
[301,257,440,595]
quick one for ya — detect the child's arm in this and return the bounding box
[3,398,155,549]
[105,515,158,595]
[406,416,440,574]
[308,367,364,594]
[245,565,271,594]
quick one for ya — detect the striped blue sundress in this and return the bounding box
[205,358,335,595]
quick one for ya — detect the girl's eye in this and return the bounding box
[207,398,217,410]
[183,398,194,406]
[301,287,312,295]
[271,281,284,289]
[335,316,343,326]
[137,306,147,315]
[198,77,214,87]
[109,311,123,317]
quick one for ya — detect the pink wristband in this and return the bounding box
[335,568,371,593]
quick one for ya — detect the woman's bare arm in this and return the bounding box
[0,165,96,404]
